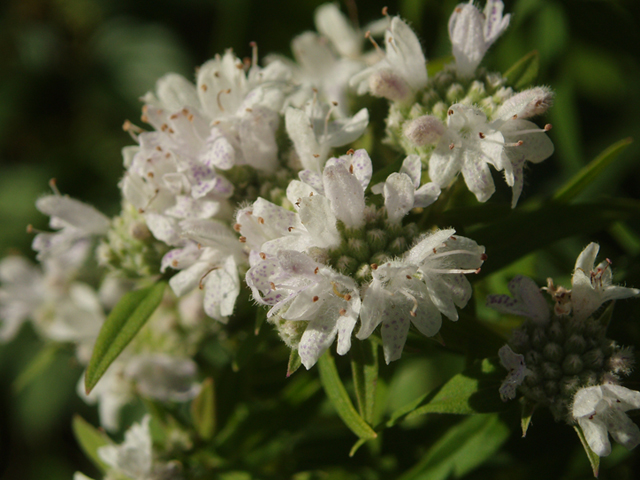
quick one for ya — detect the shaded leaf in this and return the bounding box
[574,424,600,478]
[553,137,633,203]
[72,415,112,472]
[317,351,377,440]
[192,377,216,441]
[12,343,59,393]
[387,358,507,427]
[350,338,378,424]
[504,50,539,89]
[398,414,510,480]
[287,350,302,377]
[521,398,536,437]
[85,281,166,394]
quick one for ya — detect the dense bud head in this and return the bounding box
[565,334,587,354]
[547,319,564,343]
[369,70,412,102]
[582,348,605,369]
[543,342,563,363]
[562,354,584,375]
[445,83,465,103]
[510,329,530,351]
[532,328,548,350]
[403,115,446,146]
[579,370,599,385]
[542,361,562,380]
[607,346,635,375]
[270,315,306,349]
[544,380,559,396]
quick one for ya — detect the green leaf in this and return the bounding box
[84,281,166,394]
[12,343,59,393]
[72,415,112,472]
[521,398,536,437]
[426,55,454,77]
[317,351,377,440]
[553,137,633,203]
[574,424,600,478]
[191,377,216,441]
[467,199,640,278]
[398,414,510,480]
[350,338,378,424]
[287,350,302,377]
[595,300,616,330]
[504,50,539,89]
[387,358,507,427]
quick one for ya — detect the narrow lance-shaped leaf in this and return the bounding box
[84,281,167,394]
[574,424,601,478]
[553,137,633,203]
[191,377,216,441]
[521,398,536,437]
[317,351,377,440]
[72,415,113,472]
[13,343,59,393]
[350,338,378,424]
[387,358,508,428]
[398,414,510,480]
[504,50,539,89]
[287,350,302,377]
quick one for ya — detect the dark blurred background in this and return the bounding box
[1,0,639,478]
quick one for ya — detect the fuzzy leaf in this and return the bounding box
[287,350,302,377]
[191,377,216,440]
[574,424,600,478]
[553,137,633,203]
[398,414,510,480]
[84,281,166,394]
[318,351,377,440]
[72,415,113,472]
[504,50,539,89]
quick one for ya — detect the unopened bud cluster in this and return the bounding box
[508,312,634,421]
[324,205,419,280]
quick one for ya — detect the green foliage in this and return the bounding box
[72,415,112,472]
[85,281,167,393]
[504,50,540,89]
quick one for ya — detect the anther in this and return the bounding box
[201,84,208,91]
[313,296,319,302]
[239,236,247,243]
[478,132,485,139]
[270,282,276,290]
[480,253,488,261]
[313,154,320,158]
[234,223,241,232]
[346,148,355,155]
[172,260,178,267]
[198,266,220,290]
[371,263,378,270]
[217,89,231,111]
[49,178,61,196]
[259,252,266,260]
[406,275,412,279]
[258,217,264,224]
[349,164,354,174]
[448,109,454,116]
[314,267,319,274]
[344,294,352,301]
[339,308,347,316]
[382,6,388,16]
[288,227,294,232]
[449,143,455,150]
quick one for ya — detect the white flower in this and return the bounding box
[285,102,369,172]
[429,104,505,202]
[371,155,441,223]
[498,344,529,401]
[358,228,485,362]
[571,243,640,321]
[448,0,510,77]
[98,415,153,479]
[161,219,245,322]
[573,384,640,457]
[486,275,550,325]
[350,16,427,102]
[32,195,109,265]
[246,249,360,369]
[124,353,201,402]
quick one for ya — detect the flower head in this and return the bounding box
[573,384,640,457]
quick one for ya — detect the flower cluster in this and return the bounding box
[488,243,640,457]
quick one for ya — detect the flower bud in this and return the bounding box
[403,115,446,146]
[579,370,599,385]
[562,354,583,375]
[544,380,559,396]
[510,329,530,352]
[367,229,387,254]
[582,348,604,369]
[531,327,548,350]
[336,255,358,275]
[467,80,486,103]
[559,375,581,395]
[607,346,635,375]
[542,361,562,380]
[388,236,408,256]
[564,334,587,354]
[369,70,411,102]
[547,320,564,343]
[446,83,465,104]
[543,342,563,363]
[525,350,542,366]
[347,238,370,263]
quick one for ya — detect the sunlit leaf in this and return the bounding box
[85,281,166,394]
[72,415,112,472]
[350,338,378,424]
[318,351,377,440]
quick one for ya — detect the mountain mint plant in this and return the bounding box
[1,2,638,479]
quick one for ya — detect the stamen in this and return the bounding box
[239,236,247,243]
[233,223,241,232]
[428,267,481,274]
[400,290,419,317]
[346,148,355,155]
[339,308,347,316]
[364,31,383,55]
[217,89,231,112]
[199,266,220,290]
[49,178,61,196]
[313,296,319,302]
[249,41,258,69]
